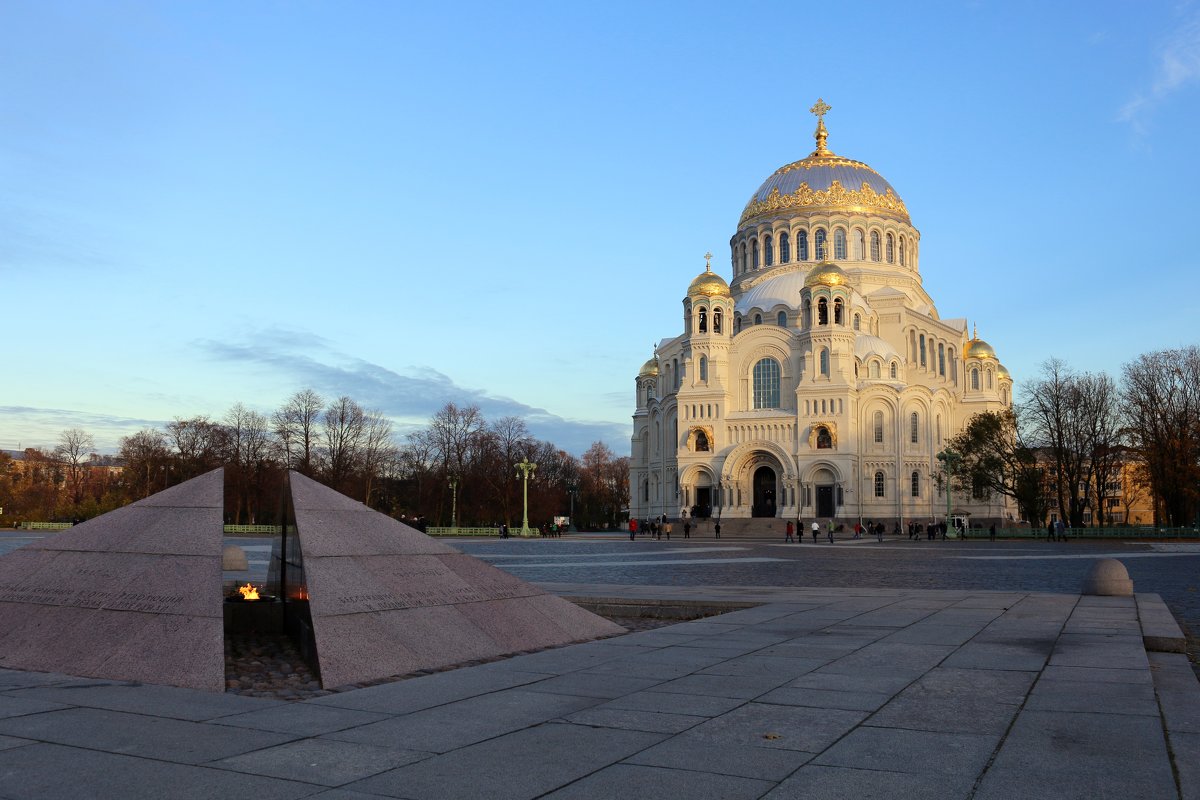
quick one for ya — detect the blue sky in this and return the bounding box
[3,1,1199,455]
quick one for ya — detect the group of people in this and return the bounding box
[628,515,712,540]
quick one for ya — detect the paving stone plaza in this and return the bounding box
[1,526,1199,799]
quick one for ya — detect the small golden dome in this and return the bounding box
[638,357,659,378]
[688,266,730,298]
[804,261,849,288]
[964,325,997,360]
[997,363,1011,380]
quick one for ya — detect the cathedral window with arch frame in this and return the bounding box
[874,471,885,498]
[911,471,920,497]
[699,355,707,382]
[987,370,994,389]
[870,361,880,379]
[873,411,884,443]
[695,430,709,452]
[834,228,847,260]
[741,243,747,273]
[713,308,722,333]
[870,231,881,261]
[698,307,707,333]
[834,298,844,325]
[890,361,898,379]
[815,228,827,260]
[972,368,980,390]
[754,313,762,325]
[919,334,927,367]
[752,239,759,269]
[820,348,830,377]
[752,358,781,409]
[938,343,946,376]
[886,233,895,263]
[817,297,828,325]
[910,412,919,444]
[780,232,790,263]
[798,230,809,261]
[765,235,774,267]
[900,237,906,266]
[853,313,861,331]
[777,310,787,327]
[854,229,865,260]
[673,358,680,390]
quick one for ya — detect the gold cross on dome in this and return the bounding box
[810,98,831,121]
[704,251,713,270]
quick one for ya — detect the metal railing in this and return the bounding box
[222,525,283,535]
[18,522,73,531]
[964,526,1200,539]
[426,527,503,537]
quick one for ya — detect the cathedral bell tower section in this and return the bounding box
[684,253,732,393]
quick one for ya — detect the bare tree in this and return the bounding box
[1121,346,1200,527]
[359,409,395,505]
[166,416,227,479]
[119,429,170,499]
[55,428,95,507]
[273,389,324,476]
[224,403,274,523]
[322,396,365,491]
[946,410,1046,525]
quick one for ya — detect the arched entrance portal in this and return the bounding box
[752,466,777,517]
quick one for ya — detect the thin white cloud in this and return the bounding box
[1120,14,1200,132]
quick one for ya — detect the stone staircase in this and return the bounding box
[684,517,793,540]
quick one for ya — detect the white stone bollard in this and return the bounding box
[1082,558,1133,596]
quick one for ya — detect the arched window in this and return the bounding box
[911,471,920,497]
[834,228,847,260]
[971,368,980,390]
[817,297,828,325]
[713,309,722,333]
[752,239,760,269]
[733,315,741,334]
[874,471,885,497]
[949,348,957,383]
[870,231,881,261]
[938,343,946,376]
[815,228,827,260]
[695,430,709,452]
[853,313,861,331]
[873,411,884,443]
[854,229,865,260]
[910,412,919,444]
[764,235,774,267]
[886,233,895,263]
[753,358,781,409]
[870,362,880,379]
[816,426,832,449]
[673,358,680,390]
[899,237,906,266]
[820,348,830,376]
[803,299,811,327]
[741,243,747,274]
[890,362,898,379]
[698,308,707,333]
[779,232,790,263]
[754,313,762,325]
[987,370,994,389]
[919,334,927,367]
[798,230,809,261]
[937,414,942,444]
[834,298,844,325]
[699,355,707,382]
[777,310,787,327]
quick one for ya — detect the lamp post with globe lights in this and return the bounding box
[515,458,537,537]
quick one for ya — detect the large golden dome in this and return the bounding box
[740,100,909,228]
[638,357,659,378]
[688,264,731,298]
[804,261,850,288]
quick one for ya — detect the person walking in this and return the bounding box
[989,522,996,541]
[785,520,795,542]
[877,522,885,542]
[1047,519,1055,542]
[812,520,820,543]
[827,519,834,543]
[628,518,637,541]
[714,520,721,539]
[1056,518,1066,542]
[664,520,672,540]
[683,520,691,539]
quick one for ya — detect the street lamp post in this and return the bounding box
[447,475,459,531]
[937,448,960,537]
[515,458,537,537]
[566,483,578,532]
[716,481,723,522]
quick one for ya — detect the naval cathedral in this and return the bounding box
[630,101,1013,528]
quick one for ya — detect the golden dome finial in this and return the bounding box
[973,323,979,339]
[810,97,833,156]
[704,251,713,272]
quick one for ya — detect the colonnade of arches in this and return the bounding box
[731,223,917,277]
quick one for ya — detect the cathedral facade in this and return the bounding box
[630,102,1013,527]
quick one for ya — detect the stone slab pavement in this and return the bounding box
[0,585,1196,799]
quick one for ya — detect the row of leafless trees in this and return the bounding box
[3,391,630,529]
[949,347,1199,528]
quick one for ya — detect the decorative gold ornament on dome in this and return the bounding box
[804,261,850,288]
[639,356,659,378]
[739,99,910,226]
